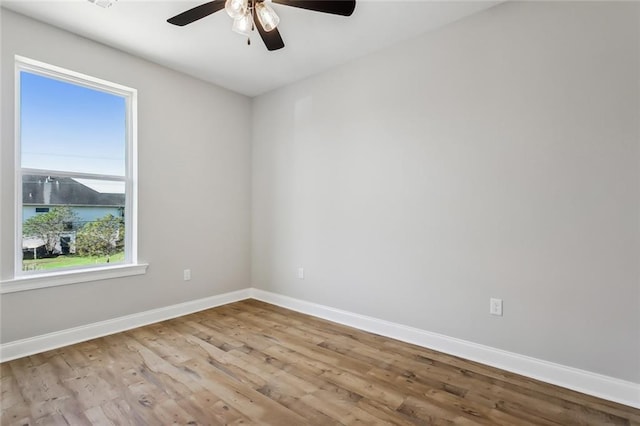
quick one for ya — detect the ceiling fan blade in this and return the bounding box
[271,0,355,16]
[167,0,226,26]
[255,16,285,51]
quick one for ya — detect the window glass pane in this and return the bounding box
[22,175,126,272]
[20,71,126,176]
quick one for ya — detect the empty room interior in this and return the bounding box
[1,0,639,424]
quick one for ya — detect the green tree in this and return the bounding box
[22,206,78,255]
[75,214,124,261]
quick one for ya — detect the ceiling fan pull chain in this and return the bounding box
[248,0,254,46]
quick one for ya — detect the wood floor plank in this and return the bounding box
[2,299,638,425]
[301,390,392,425]
[98,399,138,425]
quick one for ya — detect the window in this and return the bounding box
[4,56,146,291]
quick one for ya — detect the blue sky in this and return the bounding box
[20,71,126,179]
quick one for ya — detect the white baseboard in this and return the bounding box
[2,286,638,409]
[0,288,251,362]
[250,288,640,409]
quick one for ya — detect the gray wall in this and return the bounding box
[251,1,640,382]
[1,10,252,342]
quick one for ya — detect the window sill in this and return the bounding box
[0,263,149,294]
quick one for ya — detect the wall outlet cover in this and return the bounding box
[490,298,503,316]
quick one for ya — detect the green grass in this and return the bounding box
[22,251,125,271]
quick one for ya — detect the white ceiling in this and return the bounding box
[2,0,501,97]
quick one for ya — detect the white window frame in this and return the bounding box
[0,56,147,294]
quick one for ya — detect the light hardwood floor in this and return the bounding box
[1,299,639,425]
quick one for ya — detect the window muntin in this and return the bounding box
[15,57,137,277]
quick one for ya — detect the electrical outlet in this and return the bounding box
[298,267,304,279]
[490,298,503,316]
[183,269,191,281]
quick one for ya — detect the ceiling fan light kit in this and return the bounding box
[232,12,253,36]
[167,0,356,51]
[225,0,248,19]
[255,2,280,32]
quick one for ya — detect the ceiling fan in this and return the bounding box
[167,0,356,51]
